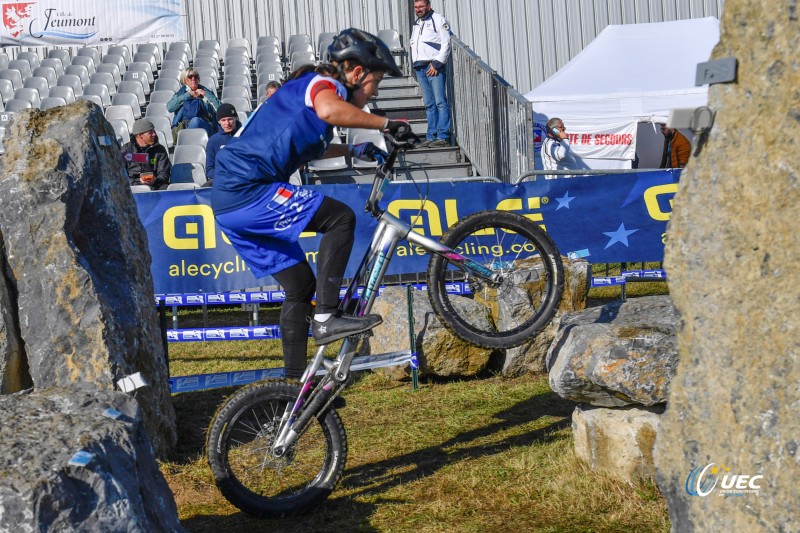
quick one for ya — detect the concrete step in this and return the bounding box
[379,76,417,88]
[377,84,420,98]
[399,146,462,165]
[369,95,423,111]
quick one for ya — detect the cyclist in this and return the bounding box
[212,28,416,380]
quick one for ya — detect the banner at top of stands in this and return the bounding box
[135,171,680,294]
[0,0,184,47]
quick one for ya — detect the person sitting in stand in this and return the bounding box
[203,103,241,187]
[265,80,282,100]
[121,118,172,190]
[167,67,222,138]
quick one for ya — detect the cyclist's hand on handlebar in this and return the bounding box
[349,142,387,162]
[383,119,421,146]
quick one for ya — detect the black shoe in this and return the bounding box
[312,313,382,344]
[428,139,450,148]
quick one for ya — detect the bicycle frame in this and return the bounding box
[270,144,503,457]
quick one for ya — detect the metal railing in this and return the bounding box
[449,36,534,183]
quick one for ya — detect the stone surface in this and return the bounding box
[1,240,31,393]
[572,404,663,482]
[362,286,496,379]
[547,295,678,407]
[654,3,800,531]
[0,103,176,457]
[0,387,186,533]
[502,258,589,375]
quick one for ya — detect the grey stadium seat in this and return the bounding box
[47,49,71,67]
[149,90,174,105]
[17,51,40,69]
[4,99,33,113]
[76,47,100,67]
[172,144,207,167]
[23,77,49,99]
[105,105,136,130]
[176,127,209,148]
[57,74,83,97]
[14,88,41,109]
[0,69,23,90]
[32,66,57,87]
[39,58,65,77]
[147,115,173,148]
[136,43,162,63]
[8,59,33,79]
[48,85,76,104]
[110,92,142,118]
[153,77,180,93]
[83,83,111,107]
[107,46,132,66]
[96,63,121,85]
[39,96,67,110]
[0,78,15,102]
[71,55,96,75]
[170,163,206,185]
[64,65,90,86]
[144,102,172,122]
[118,79,147,106]
[222,96,252,113]
[90,72,117,96]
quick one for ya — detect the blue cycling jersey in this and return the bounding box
[211,71,347,214]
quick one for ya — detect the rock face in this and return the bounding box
[0,388,186,533]
[502,258,589,375]
[0,103,176,457]
[547,295,678,407]
[364,286,496,378]
[572,404,663,482]
[655,4,800,532]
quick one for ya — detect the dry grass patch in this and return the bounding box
[160,368,668,532]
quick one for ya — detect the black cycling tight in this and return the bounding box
[272,196,355,379]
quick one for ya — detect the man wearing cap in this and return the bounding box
[121,118,172,190]
[204,103,241,185]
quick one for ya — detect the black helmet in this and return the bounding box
[328,28,402,77]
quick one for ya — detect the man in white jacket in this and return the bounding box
[542,117,578,179]
[410,0,452,148]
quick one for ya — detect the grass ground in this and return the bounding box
[160,274,670,532]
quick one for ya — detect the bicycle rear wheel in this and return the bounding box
[206,380,347,518]
[427,210,564,349]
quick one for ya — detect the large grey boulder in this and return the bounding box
[0,387,186,533]
[502,258,589,375]
[547,295,678,407]
[0,103,176,457]
[655,3,800,531]
[363,286,496,378]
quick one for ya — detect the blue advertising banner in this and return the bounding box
[135,170,679,295]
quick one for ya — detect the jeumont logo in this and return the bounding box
[685,463,763,497]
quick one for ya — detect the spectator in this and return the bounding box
[122,118,172,190]
[204,103,241,186]
[410,0,452,148]
[167,67,221,139]
[541,117,578,179]
[658,123,691,168]
[264,80,281,100]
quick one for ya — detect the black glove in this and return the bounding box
[383,119,418,143]
[349,142,387,162]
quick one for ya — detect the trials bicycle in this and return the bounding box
[206,134,565,517]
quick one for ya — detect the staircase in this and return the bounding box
[304,74,473,184]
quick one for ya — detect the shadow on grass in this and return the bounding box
[171,384,575,532]
[342,390,574,497]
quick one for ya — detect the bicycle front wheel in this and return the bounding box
[427,210,564,349]
[206,380,347,518]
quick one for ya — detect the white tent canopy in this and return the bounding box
[525,17,720,169]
